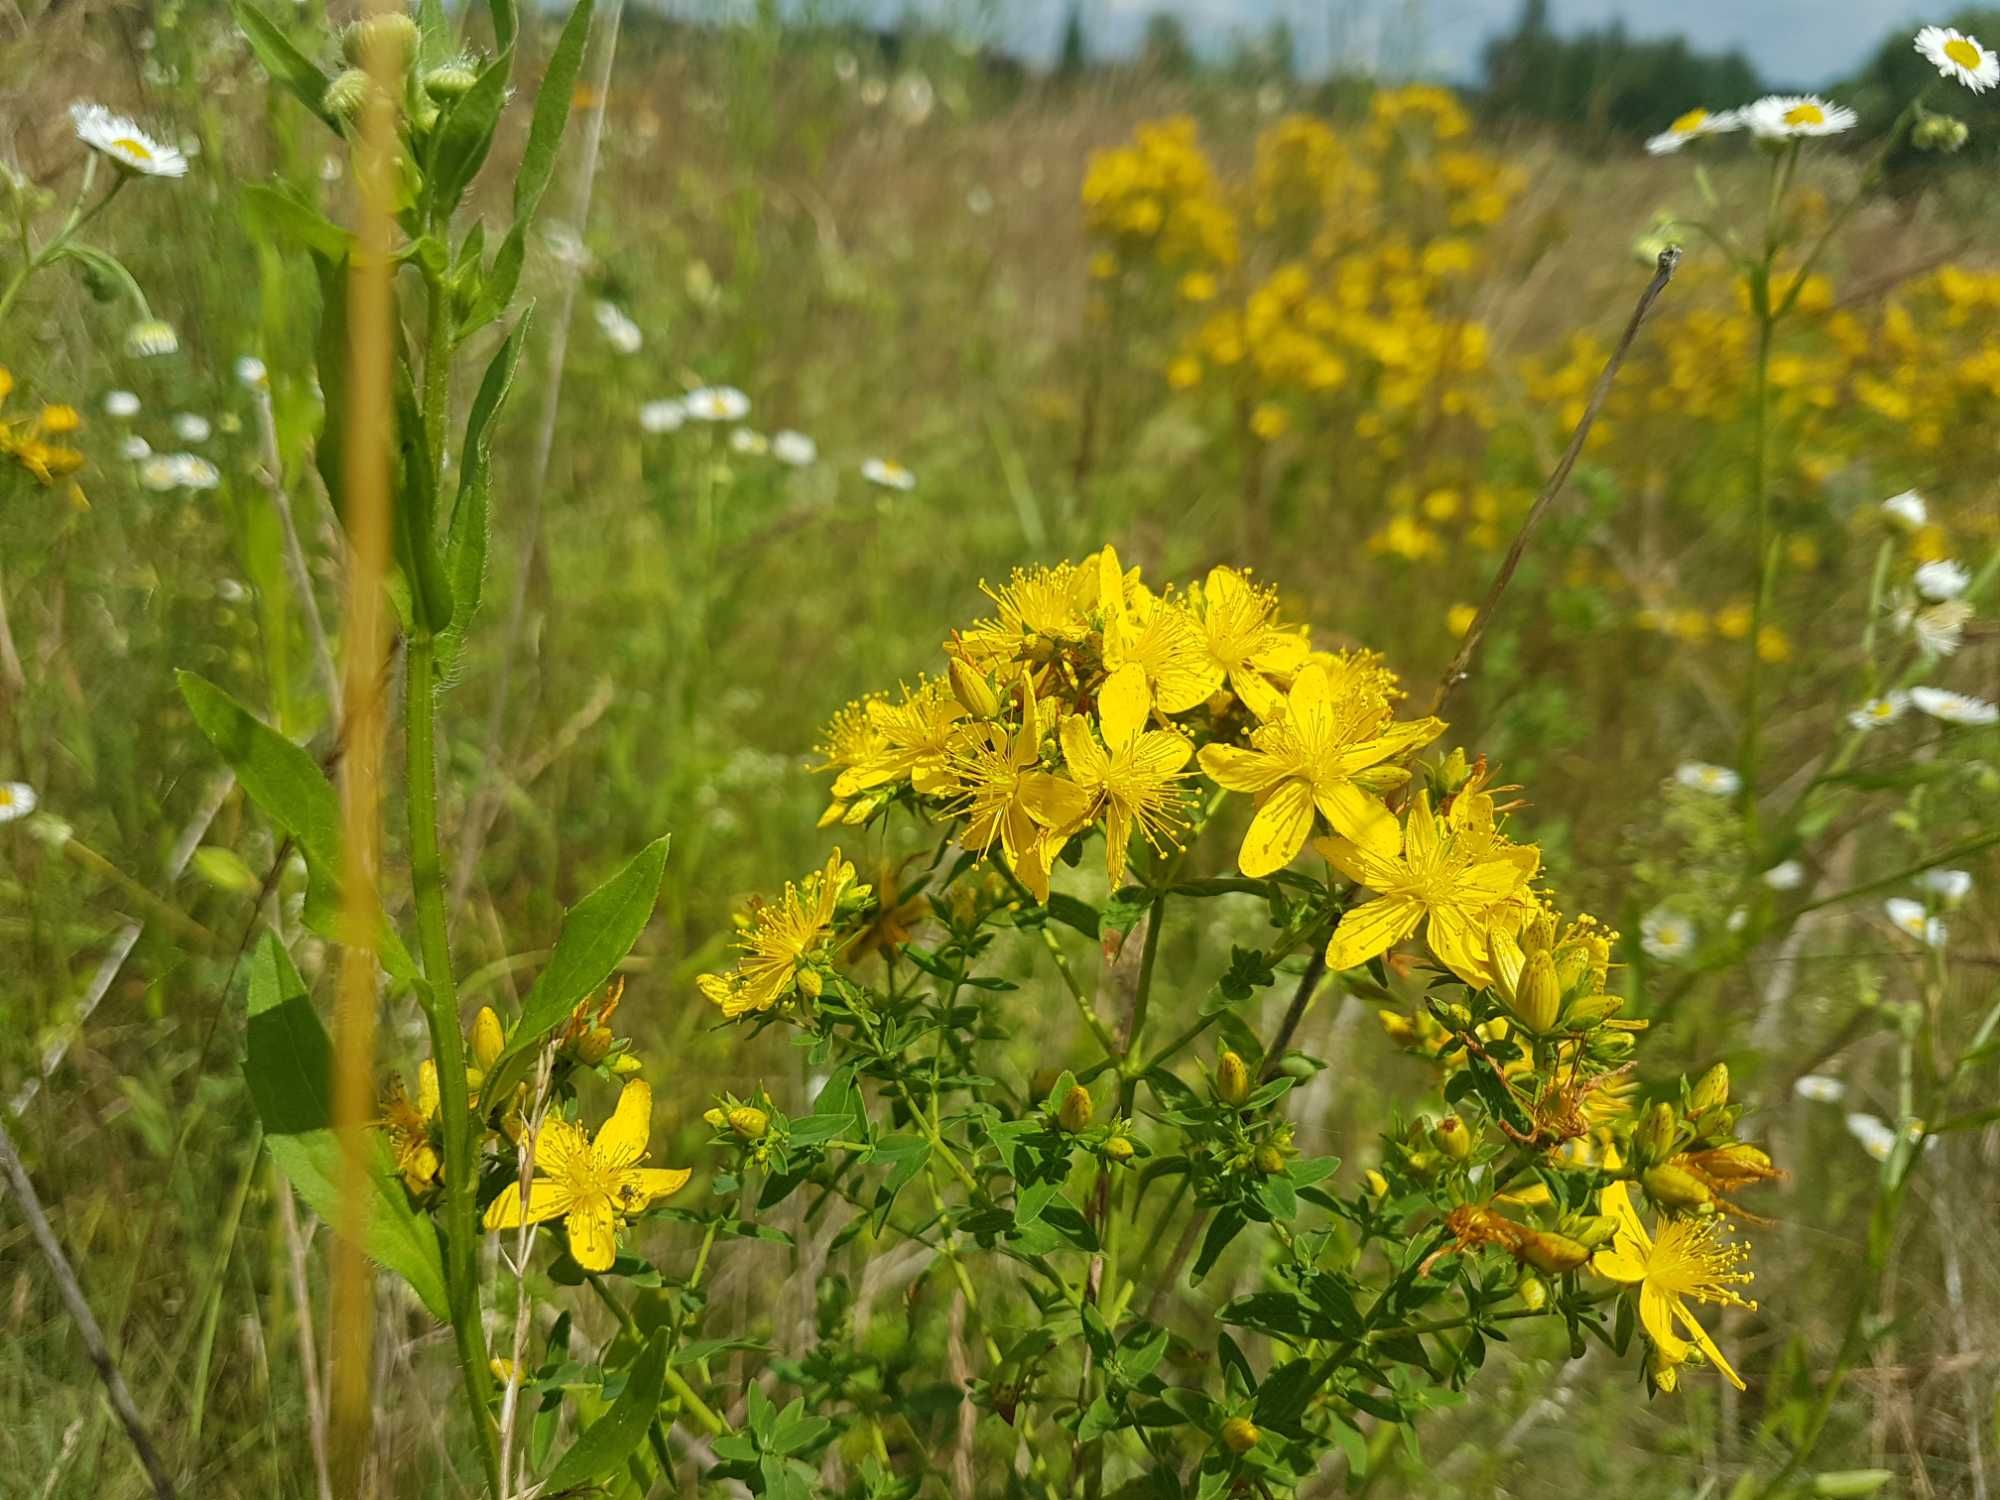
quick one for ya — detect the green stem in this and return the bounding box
[1738,306,1775,857]
[405,633,501,1493]
[586,1276,731,1437]
[423,266,451,482]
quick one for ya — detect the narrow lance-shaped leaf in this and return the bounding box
[426,53,512,216]
[243,936,450,1319]
[483,835,669,1100]
[232,0,340,130]
[542,1328,669,1491]
[438,306,532,669]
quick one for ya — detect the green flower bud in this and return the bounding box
[1215,1050,1251,1106]
[727,1106,770,1141]
[1562,993,1624,1030]
[1253,1144,1287,1175]
[1516,1274,1547,1311]
[323,68,375,121]
[1563,1213,1619,1250]
[574,1025,614,1065]
[1634,1100,1678,1167]
[1510,948,1562,1033]
[1517,1229,1590,1275]
[1689,1062,1729,1116]
[948,655,999,718]
[343,12,420,68]
[1102,1134,1135,1162]
[1057,1084,1094,1133]
[1431,1113,1472,1162]
[424,60,480,101]
[1641,1163,1714,1213]
[1913,113,1970,154]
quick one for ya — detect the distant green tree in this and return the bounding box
[1058,1,1089,77]
[1141,10,1195,77]
[1480,0,1763,140]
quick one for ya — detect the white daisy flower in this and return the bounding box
[1640,907,1696,961]
[70,102,188,178]
[139,455,182,491]
[172,412,211,444]
[121,434,152,461]
[1674,760,1741,795]
[1742,94,1858,140]
[1725,905,1749,933]
[684,387,751,422]
[728,428,769,457]
[0,781,37,822]
[1910,685,1999,726]
[1845,1112,1899,1162]
[1645,106,1741,154]
[1762,860,1805,891]
[125,319,178,358]
[1914,559,1970,601]
[1907,600,1971,657]
[178,454,221,490]
[543,223,593,273]
[771,429,817,467]
[638,399,686,434]
[1915,25,1999,92]
[592,300,642,354]
[861,457,916,492]
[1846,692,1908,731]
[1884,897,1946,947]
[1880,490,1927,528]
[1793,1075,1845,1104]
[103,390,141,419]
[1918,868,1973,904]
[216,578,251,604]
[235,355,268,388]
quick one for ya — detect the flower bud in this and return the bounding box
[1562,993,1624,1030]
[575,1025,613,1065]
[323,68,375,121]
[1510,949,1562,1033]
[1103,1134,1135,1162]
[343,12,420,68]
[1377,1009,1417,1047]
[1431,1114,1472,1162]
[1057,1084,1094,1133]
[1220,1417,1260,1454]
[1516,1274,1547,1311]
[1634,1101,1677,1166]
[1363,1168,1389,1199]
[728,1106,770,1141]
[1688,1062,1729,1116]
[948,655,999,718]
[1913,113,1970,153]
[703,1107,728,1129]
[1517,1229,1590,1275]
[472,1006,505,1071]
[1215,1050,1251,1106]
[796,967,823,1000]
[1641,1164,1714,1213]
[1254,1144,1287,1175]
[610,1053,643,1075]
[1563,1214,1618,1250]
[424,61,479,101]
[1686,1142,1778,1185]
[1646,1343,1681,1393]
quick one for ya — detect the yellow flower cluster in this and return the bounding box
[0,366,85,487]
[1080,116,1238,279]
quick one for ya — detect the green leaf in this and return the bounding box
[1252,1358,1317,1433]
[513,0,595,222]
[177,671,414,978]
[233,0,339,129]
[243,182,353,259]
[439,307,532,666]
[243,936,449,1319]
[427,53,512,214]
[486,0,517,54]
[392,365,453,635]
[484,836,670,1099]
[542,1327,669,1491]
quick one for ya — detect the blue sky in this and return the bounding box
[807,0,1924,86]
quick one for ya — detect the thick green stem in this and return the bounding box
[405,633,501,1492]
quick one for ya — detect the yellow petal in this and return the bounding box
[1403,792,1440,866]
[1199,743,1286,794]
[1103,806,1133,888]
[1312,834,1402,892]
[1128,729,1193,778]
[1239,777,1315,878]
[592,1080,653,1169]
[1590,1247,1647,1284]
[1230,665,1286,722]
[619,1166,692,1211]
[1460,846,1538,900]
[1332,715,1445,772]
[482,1176,571,1232]
[1059,715,1109,786]
[417,1059,440,1121]
[1312,777,1400,856]
[1098,662,1151,746]
[1426,904,1495,988]
[1286,662,1331,719]
[1639,1283,1693,1365]
[1673,1301,1746,1391]
[1598,1180,1649,1245]
[1325,895,1423,972]
[565,1197,618,1272]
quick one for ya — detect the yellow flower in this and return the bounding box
[1591,1179,1755,1391]
[959,561,1095,670]
[1199,662,1442,874]
[0,368,86,485]
[1060,662,1194,885]
[1318,790,1538,987]
[697,849,856,1017]
[829,678,964,800]
[1185,566,1312,721]
[482,1080,691,1273]
[944,675,1092,901]
[1097,546,1213,716]
[382,1062,442,1195]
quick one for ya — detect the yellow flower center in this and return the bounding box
[1782,103,1825,128]
[1670,109,1708,135]
[1945,36,1983,70]
[112,136,154,161]
[0,787,14,808]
